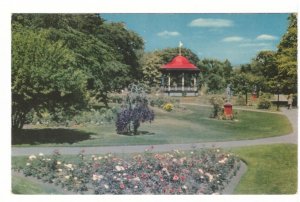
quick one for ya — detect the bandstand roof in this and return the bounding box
[161,55,199,71]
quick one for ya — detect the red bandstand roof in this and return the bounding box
[161,55,199,70]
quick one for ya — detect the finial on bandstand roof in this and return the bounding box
[179,41,183,56]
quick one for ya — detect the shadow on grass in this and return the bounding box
[12,128,93,145]
[118,130,155,136]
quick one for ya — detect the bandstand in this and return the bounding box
[160,54,200,96]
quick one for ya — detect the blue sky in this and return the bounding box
[101,13,289,66]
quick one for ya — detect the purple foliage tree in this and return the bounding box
[116,84,154,135]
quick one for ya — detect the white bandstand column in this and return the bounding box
[182,73,184,91]
[168,74,171,91]
[194,76,196,91]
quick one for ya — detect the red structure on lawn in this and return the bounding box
[160,54,200,96]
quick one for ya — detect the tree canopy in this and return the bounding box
[12,14,145,129]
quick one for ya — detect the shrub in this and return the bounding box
[234,93,246,106]
[116,84,155,135]
[16,148,241,195]
[163,103,174,112]
[257,98,272,109]
[209,96,225,118]
[149,96,179,108]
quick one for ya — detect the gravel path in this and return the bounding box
[11,107,298,156]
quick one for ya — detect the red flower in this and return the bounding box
[173,175,179,181]
[120,183,125,189]
[180,175,186,181]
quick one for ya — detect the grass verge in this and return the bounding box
[230,144,297,194]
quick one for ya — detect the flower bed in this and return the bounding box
[15,148,241,195]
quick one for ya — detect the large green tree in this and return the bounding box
[12,28,87,129]
[12,14,145,108]
[199,59,233,93]
[140,52,163,87]
[276,14,297,94]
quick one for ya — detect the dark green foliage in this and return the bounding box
[12,14,145,129]
[199,59,233,93]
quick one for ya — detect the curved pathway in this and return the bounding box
[11,107,297,156]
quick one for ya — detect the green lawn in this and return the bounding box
[231,144,297,194]
[12,174,64,194]
[12,105,292,147]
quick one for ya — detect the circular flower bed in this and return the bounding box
[16,148,240,194]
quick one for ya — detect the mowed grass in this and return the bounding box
[12,105,293,147]
[12,174,64,194]
[231,144,297,194]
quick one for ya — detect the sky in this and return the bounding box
[101,13,289,66]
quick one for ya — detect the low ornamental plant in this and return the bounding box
[16,148,241,195]
[163,103,174,112]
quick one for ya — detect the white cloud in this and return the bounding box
[239,43,270,47]
[189,18,233,28]
[222,36,244,42]
[256,34,278,40]
[157,31,180,37]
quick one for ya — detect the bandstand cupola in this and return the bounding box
[160,43,200,96]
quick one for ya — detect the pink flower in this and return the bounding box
[173,175,179,181]
[120,183,125,189]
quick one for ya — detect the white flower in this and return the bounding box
[134,185,138,189]
[218,157,228,164]
[98,156,103,160]
[115,165,125,171]
[39,153,44,156]
[74,177,78,180]
[29,155,36,160]
[57,161,61,165]
[190,151,194,154]
[92,174,103,181]
[162,168,170,176]
[26,163,31,166]
[182,185,187,190]
[104,184,109,189]
[58,169,63,172]
[172,158,178,163]
[216,149,220,153]
[65,175,70,179]
[132,177,140,182]
[198,168,204,174]
[64,164,73,170]
[205,173,214,182]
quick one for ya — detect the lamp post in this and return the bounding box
[277,84,280,111]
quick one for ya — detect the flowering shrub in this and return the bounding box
[16,148,240,195]
[163,103,174,112]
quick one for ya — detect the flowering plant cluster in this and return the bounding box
[18,148,240,194]
[163,103,174,112]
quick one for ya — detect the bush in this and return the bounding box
[234,93,246,106]
[209,96,225,118]
[149,96,179,108]
[257,98,272,109]
[16,148,241,195]
[116,84,155,135]
[162,103,174,112]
